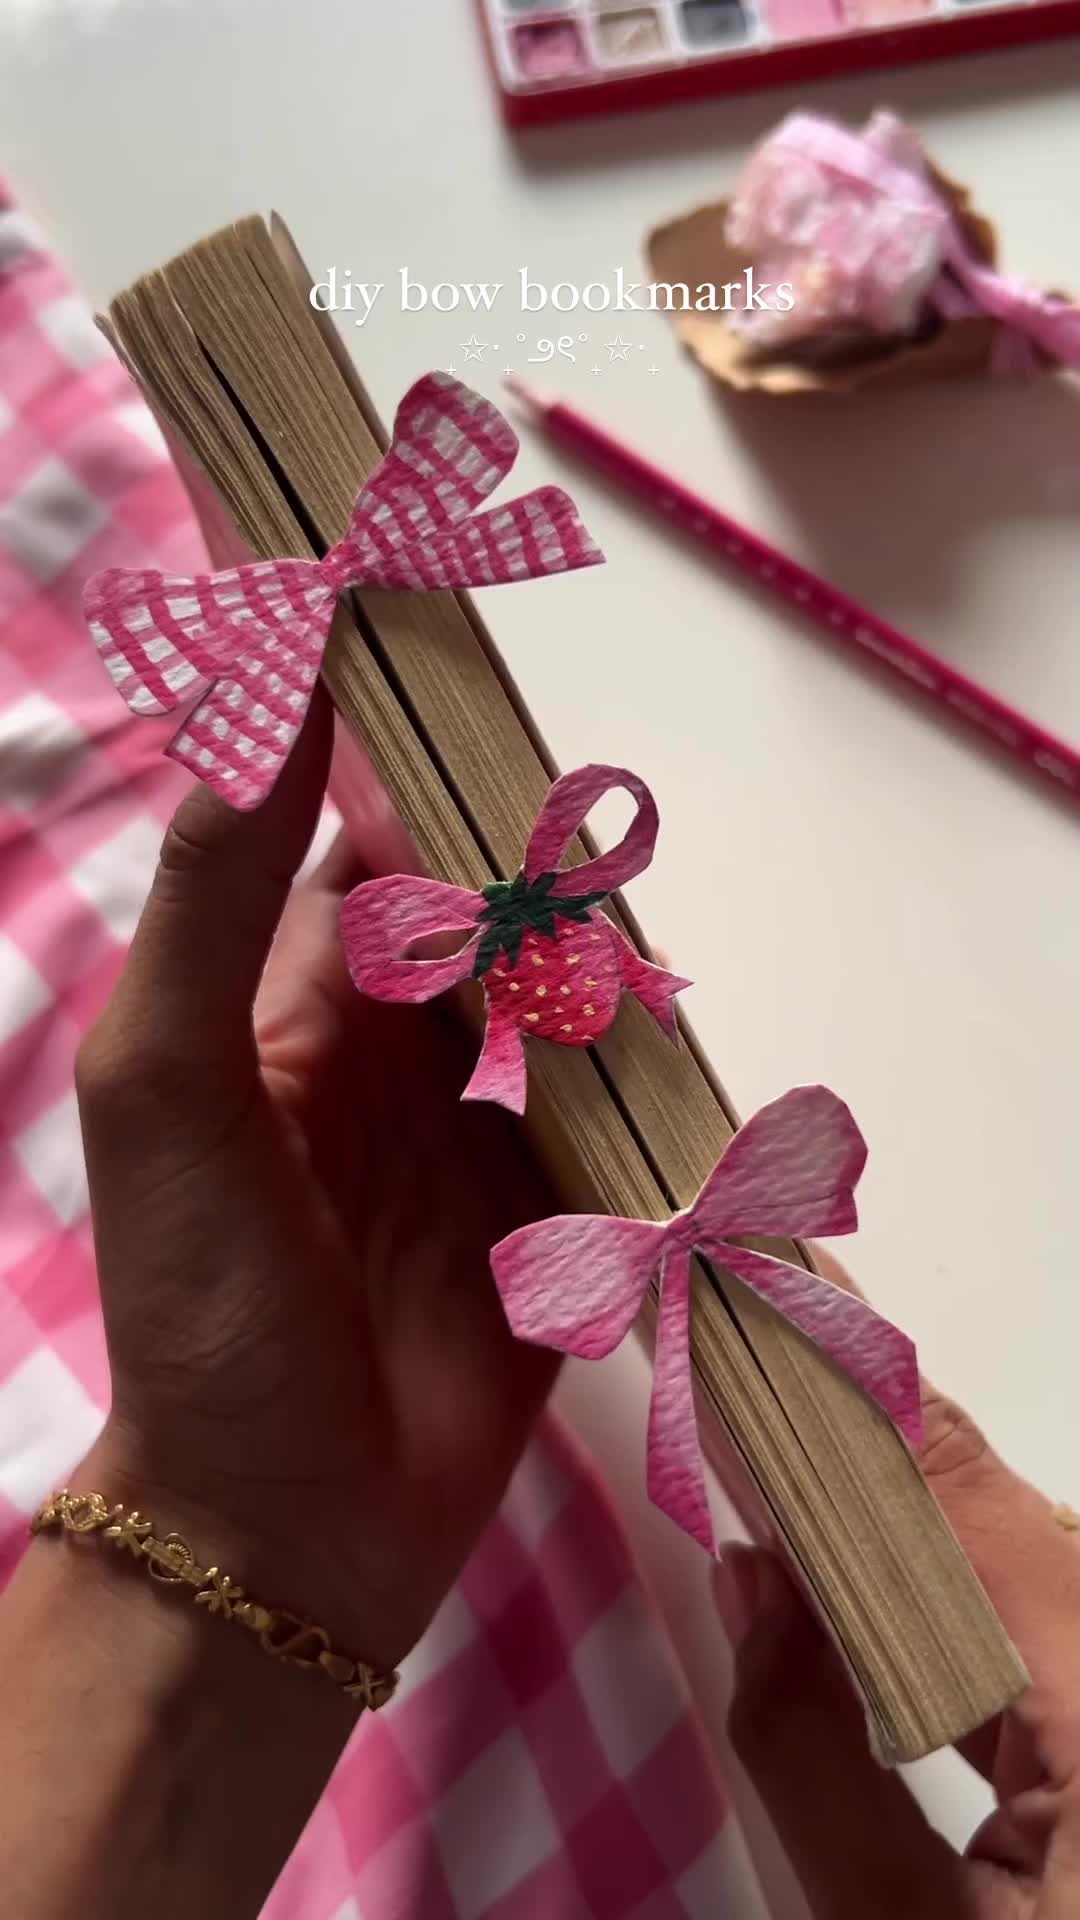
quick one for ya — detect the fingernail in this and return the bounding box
[711,1545,788,1651]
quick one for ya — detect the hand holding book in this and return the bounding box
[84,219,1028,1763]
[716,1247,1080,1920]
[11,676,1075,1920]
[81,364,922,1565]
[71,689,559,1675]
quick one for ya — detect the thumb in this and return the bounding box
[713,1546,967,1920]
[92,688,334,1097]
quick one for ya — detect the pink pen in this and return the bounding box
[506,375,1080,805]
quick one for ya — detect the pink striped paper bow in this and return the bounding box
[83,372,602,809]
[491,1085,922,1552]
[340,763,690,1115]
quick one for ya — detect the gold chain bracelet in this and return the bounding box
[31,1489,399,1712]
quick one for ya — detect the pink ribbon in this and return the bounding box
[491,1085,922,1553]
[83,372,602,809]
[340,763,691,1115]
[729,110,1080,374]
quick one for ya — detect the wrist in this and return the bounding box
[75,1421,409,1676]
[7,1472,361,1919]
[23,1469,363,1740]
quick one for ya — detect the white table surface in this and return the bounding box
[3,3,1079,1909]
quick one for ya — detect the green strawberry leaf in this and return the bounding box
[554,891,608,924]
[473,871,607,979]
[478,880,514,919]
[473,928,504,979]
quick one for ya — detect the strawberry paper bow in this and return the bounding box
[340,763,690,1115]
[83,372,602,809]
[491,1085,922,1553]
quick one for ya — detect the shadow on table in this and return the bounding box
[708,369,1080,661]
[707,359,1080,821]
[544,346,1080,819]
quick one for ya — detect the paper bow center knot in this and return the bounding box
[340,761,692,1116]
[490,1084,923,1554]
[83,371,602,810]
[472,869,608,978]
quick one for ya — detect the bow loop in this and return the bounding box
[339,875,485,1005]
[350,372,520,541]
[690,1085,866,1242]
[328,374,601,593]
[523,764,660,901]
[492,1214,668,1358]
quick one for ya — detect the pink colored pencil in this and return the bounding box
[506,375,1080,805]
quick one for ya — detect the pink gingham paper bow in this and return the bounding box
[83,372,602,809]
[729,110,1080,374]
[492,1085,922,1553]
[340,763,690,1115]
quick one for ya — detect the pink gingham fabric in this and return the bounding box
[85,371,602,810]
[0,183,731,1916]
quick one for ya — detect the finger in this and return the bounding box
[714,1546,970,1920]
[917,1387,1080,1795]
[968,1778,1080,1915]
[812,1245,1080,1787]
[327,727,422,883]
[306,823,369,898]
[101,687,334,1080]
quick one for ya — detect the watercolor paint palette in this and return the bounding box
[477,0,1080,124]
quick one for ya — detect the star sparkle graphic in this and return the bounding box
[604,334,632,363]
[460,334,488,363]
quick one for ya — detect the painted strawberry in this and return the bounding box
[475,870,619,1050]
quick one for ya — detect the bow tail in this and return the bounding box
[462,1005,528,1115]
[647,1246,715,1554]
[167,640,324,810]
[85,568,216,719]
[717,1243,923,1451]
[950,256,1080,371]
[335,373,605,586]
[84,562,338,810]
[614,929,692,1042]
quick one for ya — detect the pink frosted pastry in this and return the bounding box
[727,110,948,346]
[725,109,1080,370]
